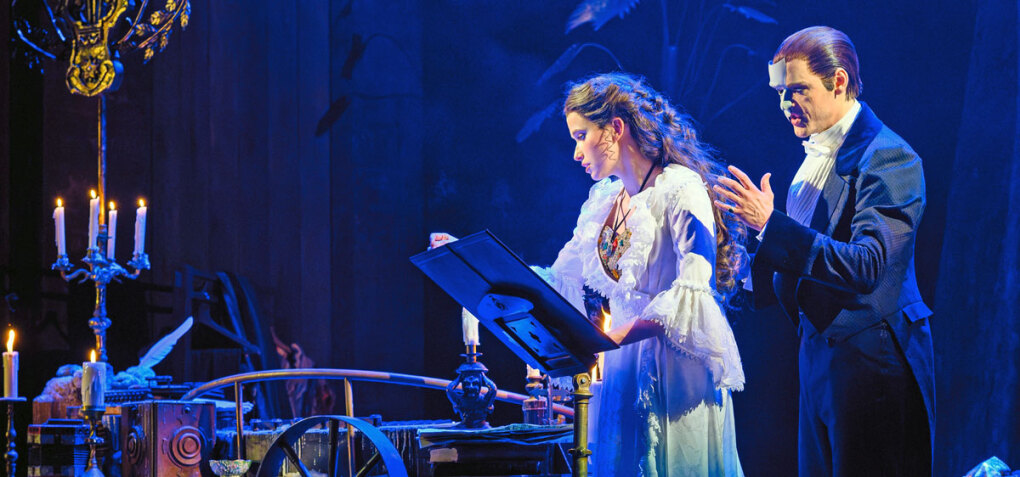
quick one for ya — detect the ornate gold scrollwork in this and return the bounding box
[65,0,129,96]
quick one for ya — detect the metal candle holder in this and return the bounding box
[445,344,498,429]
[1,397,26,477]
[81,405,107,477]
[52,236,149,364]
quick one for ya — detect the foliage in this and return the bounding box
[518,0,778,142]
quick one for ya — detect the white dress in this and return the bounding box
[533,164,745,477]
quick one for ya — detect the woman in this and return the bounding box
[432,73,746,476]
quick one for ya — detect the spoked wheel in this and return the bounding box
[255,415,408,477]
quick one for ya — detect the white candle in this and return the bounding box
[82,350,104,408]
[526,364,541,379]
[53,198,66,256]
[133,199,147,255]
[461,309,480,346]
[87,190,99,250]
[3,330,18,398]
[594,309,611,382]
[107,202,118,260]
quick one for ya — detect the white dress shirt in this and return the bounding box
[786,100,861,226]
[745,101,861,291]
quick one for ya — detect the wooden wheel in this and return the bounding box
[255,415,407,477]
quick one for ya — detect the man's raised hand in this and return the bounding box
[713,165,775,231]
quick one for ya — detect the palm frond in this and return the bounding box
[537,44,583,85]
[516,100,562,143]
[722,4,777,24]
[566,0,642,33]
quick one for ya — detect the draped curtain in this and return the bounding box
[933,0,1020,473]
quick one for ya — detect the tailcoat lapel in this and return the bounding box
[807,102,883,235]
[809,167,848,235]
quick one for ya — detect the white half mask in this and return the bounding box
[768,58,794,119]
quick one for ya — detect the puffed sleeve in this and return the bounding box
[638,179,745,391]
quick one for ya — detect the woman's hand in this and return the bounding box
[428,232,459,250]
[607,318,664,346]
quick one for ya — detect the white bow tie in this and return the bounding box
[802,140,832,158]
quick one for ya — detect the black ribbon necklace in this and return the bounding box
[610,164,658,233]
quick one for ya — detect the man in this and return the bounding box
[715,26,935,475]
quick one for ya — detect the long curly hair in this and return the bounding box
[563,72,747,300]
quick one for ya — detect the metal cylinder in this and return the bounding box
[570,373,593,477]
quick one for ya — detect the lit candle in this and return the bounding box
[462,309,480,346]
[3,330,18,398]
[594,309,611,382]
[53,198,66,256]
[133,198,147,256]
[81,350,104,408]
[87,190,99,250]
[526,364,541,379]
[107,201,118,260]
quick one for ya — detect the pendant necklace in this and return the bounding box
[610,164,658,234]
[599,164,658,280]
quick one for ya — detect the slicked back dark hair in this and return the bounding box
[774,26,863,100]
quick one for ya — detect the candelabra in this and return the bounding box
[52,95,150,363]
[52,242,149,364]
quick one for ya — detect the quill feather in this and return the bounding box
[138,316,193,370]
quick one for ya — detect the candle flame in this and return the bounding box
[138,198,146,207]
[56,198,63,207]
[592,308,611,382]
[90,350,96,363]
[5,330,13,353]
[90,189,97,199]
[109,201,116,210]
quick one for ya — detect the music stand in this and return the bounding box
[410,230,619,476]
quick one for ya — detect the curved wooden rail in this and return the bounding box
[180,368,574,417]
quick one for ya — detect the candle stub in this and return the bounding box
[82,351,105,408]
[461,309,480,346]
[526,364,541,379]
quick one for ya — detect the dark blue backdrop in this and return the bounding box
[2,0,1017,475]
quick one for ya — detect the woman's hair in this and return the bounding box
[563,72,747,301]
